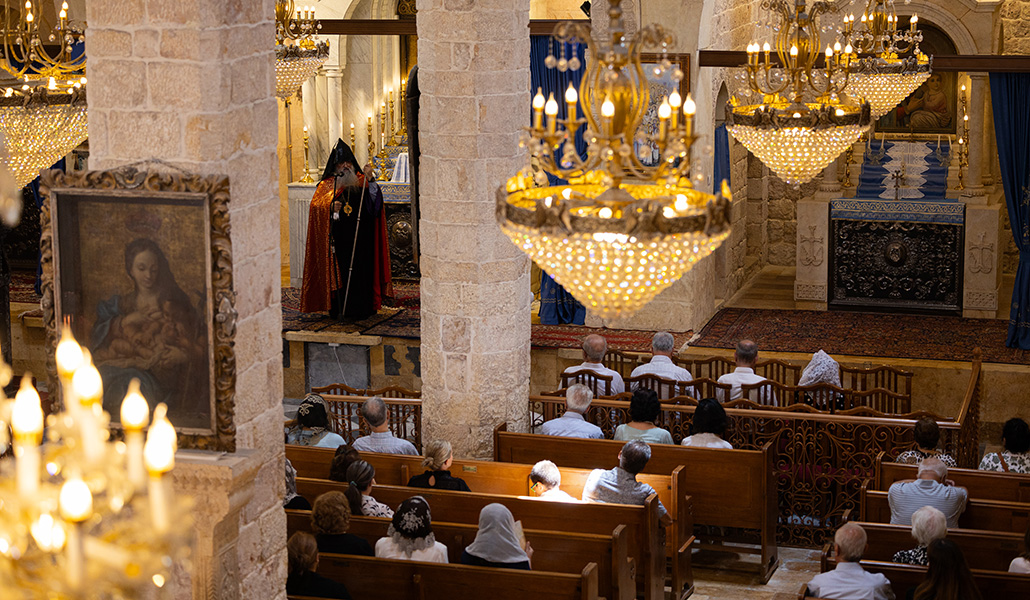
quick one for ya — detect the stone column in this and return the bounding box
[325,67,344,150]
[302,77,319,175]
[416,0,532,458]
[962,73,988,201]
[85,0,286,598]
[793,165,836,308]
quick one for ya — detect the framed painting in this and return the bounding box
[875,22,958,135]
[637,53,691,166]
[40,166,237,451]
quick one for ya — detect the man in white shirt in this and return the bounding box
[716,339,769,402]
[540,384,604,439]
[529,460,579,502]
[560,334,625,395]
[806,523,895,600]
[629,332,692,398]
[888,457,968,528]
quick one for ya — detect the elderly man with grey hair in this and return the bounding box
[893,506,947,565]
[629,332,693,398]
[351,396,419,455]
[716,339,772,402]
[806,523,895,600]
[888,456,968,528]
[540,384,604,439]
[560,334,625,395]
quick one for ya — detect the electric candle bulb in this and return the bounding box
[684,94,697,116]
[144,404,177,474]
[62,1,68,9]
[544,93,558,134]
[12,375,43,437]
[674,194,689,212]
[72,351,103,407]
[762,42,771,53]
[658,100,672,120]
[834,41,841,53]
[59,8,65,18]
[56,326,83,379]
[669,91,682,109]
[845,43,853,55]
[565,84,578,105]
[825,46,833,59]
[601,96,615,118]
[861,13,867,23]
[12,375,43,500]
[60,478,93,523]
[121,379,150,431]
[790,45,798,57]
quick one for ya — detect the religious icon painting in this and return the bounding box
[875,22,959,135]
[40,166,237,452]
[637,53,691,167]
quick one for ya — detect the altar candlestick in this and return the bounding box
[11,375,43,500]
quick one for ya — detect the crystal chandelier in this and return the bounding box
[274,0,328,100]
[497,0,731,319]
[0,84,88,188]
[727,0,871,187]
[0,0,85,86]
[0,328,191,599]
[841,0,931,119]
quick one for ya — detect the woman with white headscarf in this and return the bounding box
[375,496,448,563]
[797,350,844,410]
[460,504,533,570]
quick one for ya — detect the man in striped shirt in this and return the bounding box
[887,457,968,528]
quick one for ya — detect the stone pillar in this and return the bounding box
[794,166,835,308]
[302,77,319,176]
[416,0,532,458]
[326,67,344,151]
[963,203,1004,318]
[962,73,988,201]
[84,0,286,598]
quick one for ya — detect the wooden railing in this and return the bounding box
[955,348,983,469]
[285,394,423,451]
[311,383,420,398]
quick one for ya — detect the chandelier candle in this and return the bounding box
[11,376,43,499]
[143,404,176,534]
[72,350,105,463]
[120,379,150,490]
[59,477,93,590]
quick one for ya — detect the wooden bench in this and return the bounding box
[295,477,686,600]
[493,424,778,583]
[829,521,1023,572]
[875,453,1030,503]
[292,553,599,600]
[818,556,1030,599]
[287,510,633,600]
[859,483,1030,532]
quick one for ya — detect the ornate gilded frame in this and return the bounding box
[39,166,237,452]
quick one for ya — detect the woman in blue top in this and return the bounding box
[613,389,673,444]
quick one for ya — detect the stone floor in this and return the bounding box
[689,546,821,600]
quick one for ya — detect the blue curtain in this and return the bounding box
[531,36,586,325]
[990,73,1030,349]
[713,124,730,194]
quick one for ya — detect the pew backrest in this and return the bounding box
[846,521,1023,572]
[820,557,1030,600]
[561,368,615,397]
[875,453,1030,502]
[860,484,1030,532]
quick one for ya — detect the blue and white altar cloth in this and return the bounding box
[830,198,965,224]
[856,140,951,200]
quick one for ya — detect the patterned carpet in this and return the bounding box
[10,270,40,304]
[692,307,1030,365]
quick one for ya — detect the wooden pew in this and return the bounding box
[286,510,633,600]
[493,425,778,583]
[294,553,600,600]
[875,452,1030,502]
[838,521,1023,572]
[859,483,1030,532]
[819,554,1030,599]
[295,478,686,600]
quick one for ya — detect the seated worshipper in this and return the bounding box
[681,398,732,448]
[978,417,1030,473]
[716,340,771,402]
[329,444,361,482]
[912,539,983,600]
[407,440,471,491]
[351,396,419,455]
[284,458,312,510]
[797,350,845,410]
[529,460,578,503]
[629,332,692,397]
[539,384,604,439]
[806,523,895,600]
[344,460,394,518]
[560,334,625,395]
[460,503,533,570]
[287,394,345,448]
[887,457,967,528]
[375,496,449,563]
[613,389,674,445]
[892,506,947,566]
[582,440,672,527]
[310,491,374,556]
[286,531,352,600]
[1010,524,1030,573]
[896,417,957,468]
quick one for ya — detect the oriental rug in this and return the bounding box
[10,270,40,304]
[281,287,400,334]
[692,307,1030,365]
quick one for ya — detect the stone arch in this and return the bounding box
[895,0,980,55]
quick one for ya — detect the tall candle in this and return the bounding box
[144,404,176,534]
[544,93,558,135]
[60,477,92,590]
[683,94,696,139]
[533,88,545,130]
[120,378,150,490]
[11,375,43,500]
[72,351,104,463]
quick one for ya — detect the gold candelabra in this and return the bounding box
[275,0,321,44]
[0,1,85,87]
[299,125,315,183]
[399,78,408,136]
[366,115,376,165]
[956,83,969,190]
[839,137,856,188]
[0,327,191,599]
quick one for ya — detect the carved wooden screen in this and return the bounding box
[322,395,423,452]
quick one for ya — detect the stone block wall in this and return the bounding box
[84,0,286,597]
[1001,0,1030,54]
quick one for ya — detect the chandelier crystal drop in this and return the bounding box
[0,85,88,188]
[727,0,872,187]
[841,0,931,119]
[497,0,731,319]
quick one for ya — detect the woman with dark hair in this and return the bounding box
[344,460,394,518]
[979,418,1030,473]
[310,491,373,557]
[329,444,361,482]
[1010,524,1030,573]
[910,538,982,600]
[681,398,732,449]
[91,237,207,423]
[286,531,351,599]
[613,389,673,444]
[287,394,345,448]
[897,417,957,467]
[375,496,449,563]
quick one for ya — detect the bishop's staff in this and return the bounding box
[341,164,375,315]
